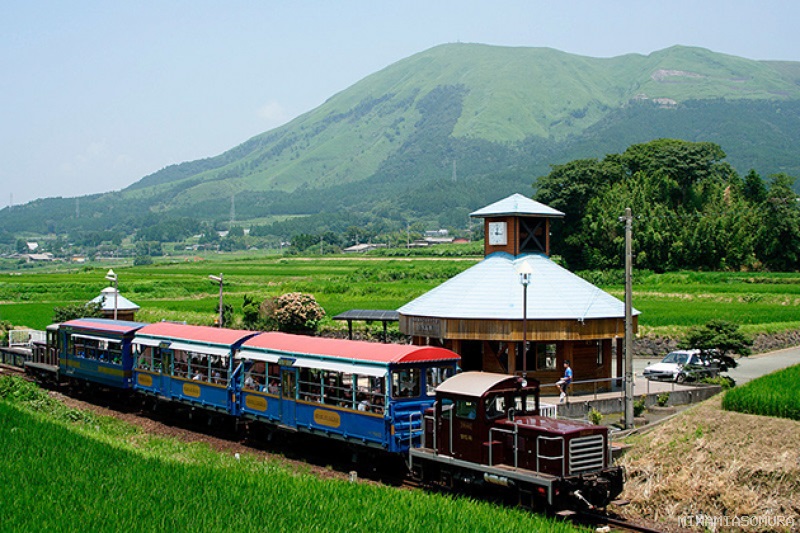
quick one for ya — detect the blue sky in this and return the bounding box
[2,1,799,206]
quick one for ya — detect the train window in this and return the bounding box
[135,346,153,370]
[210,356,228,384]
[245,362,267,390]
[152,349,165,373]
[391,369,421,398]
[321,371,355,407]
[455,399,477,420]
[353,375,386,414]
[425,366,456,396]
[484,395,506,419]
[298,368,322,401]
[174,351,188,378]
[107,342,122,364]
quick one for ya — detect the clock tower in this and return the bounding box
[470,194,564,257]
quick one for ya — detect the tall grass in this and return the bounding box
[721,364,800,421]
[0,376,583,532]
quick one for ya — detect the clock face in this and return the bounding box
[488,221,507,246]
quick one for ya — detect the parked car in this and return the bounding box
[643,349,721,383]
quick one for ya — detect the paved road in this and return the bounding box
[632,345,800,385]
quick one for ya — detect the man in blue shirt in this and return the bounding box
[557,360,572,403]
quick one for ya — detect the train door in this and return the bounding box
[280,367,298,427]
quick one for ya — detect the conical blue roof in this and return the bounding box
[398,252,638,321]
[470,193,564,218]
[89,287,140,312]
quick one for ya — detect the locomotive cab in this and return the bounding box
[426,372,540,464]
[412,371,624,510]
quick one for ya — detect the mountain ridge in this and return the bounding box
[3,43,800,240]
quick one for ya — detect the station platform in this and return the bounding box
[540,367,721,420]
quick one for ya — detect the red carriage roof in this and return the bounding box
[135,322,256,346]
[241,332,460,365]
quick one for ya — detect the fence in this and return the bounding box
[8,329,45,347]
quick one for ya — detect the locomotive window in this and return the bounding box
[455,400,477,420]
[425,366,456,396]
[513,394,536,415]
[484,395,506,419]
[391,369,420,398]
[440,398,453,420]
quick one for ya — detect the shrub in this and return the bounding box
[699,375,736,390]
[633,396,647,417]
[588,407,603,425]
[265,292,326,334]
[656,392,670,407]
[53,301,104,323]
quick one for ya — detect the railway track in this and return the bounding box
[0,363,28,378]
[573,510,667,533]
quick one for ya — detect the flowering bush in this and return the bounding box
[267,292,326,333]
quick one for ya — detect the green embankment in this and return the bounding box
[0,376,583,532]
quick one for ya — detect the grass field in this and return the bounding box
[0,376,583,533]
[722,364,800,421]
[1,254,799,338]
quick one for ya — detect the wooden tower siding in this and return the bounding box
[401,316,635,342]
[483,217,551,257]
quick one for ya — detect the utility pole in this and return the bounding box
[622,208,634,429]
[209,274,224,328]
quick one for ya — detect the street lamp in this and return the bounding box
[209,273,224,328]
[105,269,118,320]
[517,260,533,378]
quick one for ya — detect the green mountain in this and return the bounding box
[3,44,800,241]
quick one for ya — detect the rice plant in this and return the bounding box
[722,364,800,421]
[0,376,585,532]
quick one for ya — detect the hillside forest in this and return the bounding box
[535,139,800,272]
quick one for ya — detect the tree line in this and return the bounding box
[534,139,800,272]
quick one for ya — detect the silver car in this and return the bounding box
[643,350,720,383]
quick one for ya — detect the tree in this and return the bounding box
[742,169,767,204]
[212,302,234,328]
[53,301,104,323]
[757,173,800,271]
[678,319,753,370]
[241,294,264,330]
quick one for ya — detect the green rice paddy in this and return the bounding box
[722,364,800,421]
[0,376,584,532]
[1,255,799,337]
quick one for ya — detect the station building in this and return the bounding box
[398,194,638,392]
[89,287,141,322]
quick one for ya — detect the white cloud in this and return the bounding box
[257,101,291,127]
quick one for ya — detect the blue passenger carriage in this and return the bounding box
[58,318,147,388]
[131,322,257,413]
[235,333,461,453]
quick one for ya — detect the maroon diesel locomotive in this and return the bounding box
[409,372,624,510]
